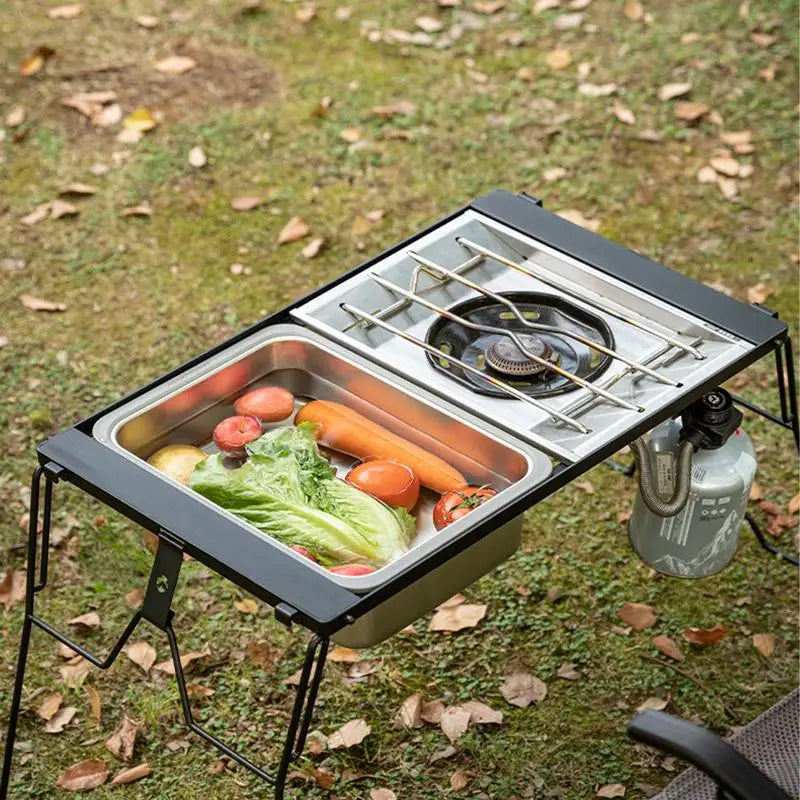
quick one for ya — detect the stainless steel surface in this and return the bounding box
[92,324,553,597]
[369,273,644,412]
[292,209,757,463]
[406,249,679,386]
[341,303,590,433]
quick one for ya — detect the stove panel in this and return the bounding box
[293,210,757,462]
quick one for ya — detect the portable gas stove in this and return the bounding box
[2,191,796,798]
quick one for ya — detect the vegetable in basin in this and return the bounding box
[189,422,416,567]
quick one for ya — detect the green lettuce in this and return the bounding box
[189,422,415,566]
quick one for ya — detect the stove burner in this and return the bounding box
[426,291,614,399]
[485,334,558,377]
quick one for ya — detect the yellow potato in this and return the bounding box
[147,444,207,485]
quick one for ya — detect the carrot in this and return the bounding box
[295,400,467,494]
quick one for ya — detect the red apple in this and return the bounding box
[212,415,262,455]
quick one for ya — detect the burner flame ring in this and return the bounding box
[485,334,558,377]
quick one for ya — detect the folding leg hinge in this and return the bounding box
[274,603,298,628]
[42,462,65,482]
[142,532,184,630]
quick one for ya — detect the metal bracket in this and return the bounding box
[274,602,298,627]
[142,532,184,630]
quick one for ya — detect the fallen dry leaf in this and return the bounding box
[68,611,101,630]
[295,5,316,22]
[394,693,424,729]
[283,668,303,686]
[125,588,144,609]
[327,718,370,749]
[717,176,738,200]
[121,203,153,217]
[38,693,64,721]
[697,165,718,184]
[748,481,764,502]
[750,32,776,47]
[278,216,310,244]
[21,294,67,312]
[461,700,503,724]
[658,82,692,101]
[45,705,77,733]
[710,156,740,177]
[0,570,26,611]
[416,15,444,32]
[246,640,279,671]
[788,493,800,515]
[450,769,469,791]
[752,633,775,657]
[653,635,684,661]
[20,45,55,76]
[369,789,397,800]
[59,182,98,196]
[302,237,325,259]
[534,0,559,12]
[617,602,656,631]
[597,784,626,798]
[21,203,51,226]
[430,744,457,763]
[50,200,79,220]
[440,705,471,743]
[473,0,505,12]
[188,146,207,167]
[436,593,466,610]
[234,598,259,614]
[136,14,159,28]
[674,102,709,122]
[111,762,151,785]
[543,166,568,182]
[340,127,361,143]
[622,0,642,20]
[554,11,583,29]
[154,55,197,75]
[60,658,90,688]
[328,646,361,663]
[421,699,446,724]
[556,208,601,232]
[556,662,581,680]
[579,82,618,97]
[125,642,157,673]
[85,685,101,722]
[546,48,572,70]
[152,645,209,676]
[574,480,595,494]
[5,105,26,127]
[47,3,83,18]
[123,107,157,132]
[56,759,109,792]
[636,696,669,712]
[683,624,728,645]
[231,195,264,211]
[746,283,775,304]
[613,101,636,125]
[105,714,139,762]
[500,672,547,708]
[429,603,487,632]
[371,99,417,118]
[186,683,215,700]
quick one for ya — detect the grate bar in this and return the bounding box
[456,236,706,360]
[371,274,643,412]
[341,302,590,433]
[407,250,680,387]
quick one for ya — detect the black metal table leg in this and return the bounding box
[1,466,330,800]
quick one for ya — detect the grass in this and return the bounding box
[1,0,798,797]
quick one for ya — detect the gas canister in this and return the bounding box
[628,389,756,578]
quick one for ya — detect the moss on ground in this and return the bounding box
[0,0,797,797]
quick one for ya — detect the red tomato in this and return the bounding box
[212,415,262,455]
[234,386,295,422]
[433,486,497,531]
[290,545,317,563]
[202,361,250,400]
[345,460,420,512]
[328,564,375,576]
